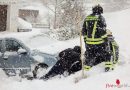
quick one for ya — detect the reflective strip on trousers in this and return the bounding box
[105,62,113,68]
[84,65,91,71]
[112,42,117,64]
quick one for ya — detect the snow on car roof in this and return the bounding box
[0,30,81,55]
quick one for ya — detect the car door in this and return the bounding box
[2,38,31,76]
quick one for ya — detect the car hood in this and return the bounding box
[30,49,58,67]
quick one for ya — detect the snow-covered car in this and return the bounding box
[0,37,57,76]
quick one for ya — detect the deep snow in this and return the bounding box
[0,8,130,90]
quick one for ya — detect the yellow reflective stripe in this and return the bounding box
[92,21,98,39]
[84,65,91,71]
[105,62,113,68]
[86,18,99,21]
[86,40,104,44]
[86,16,99,21]
[86,22,88,27]
[105,65,113,68]
[84,35,104,41]
[87,16,98,19]
[112,42,116,63]
[112,41,118,46]
[101,34,108,39]
[86,38,103,41]
[105,62,113,65]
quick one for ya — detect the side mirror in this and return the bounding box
[18,48,27,55]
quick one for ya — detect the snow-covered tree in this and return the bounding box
[40,0,85,40]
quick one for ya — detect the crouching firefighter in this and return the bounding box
[106,30,119,71]
[82,4,118,72]
[40,46,82,80]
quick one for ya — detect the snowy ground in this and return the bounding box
[0,9,130,90]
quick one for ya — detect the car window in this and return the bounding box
[0,40,2,52]
[5,39,24,52]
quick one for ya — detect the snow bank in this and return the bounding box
[0,63,130,90]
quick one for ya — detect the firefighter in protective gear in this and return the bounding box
[40,46,82,80]
[105,30,119,71]
[82,5,113,72]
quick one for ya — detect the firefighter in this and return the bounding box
[40,46,82,80]
[82,4,113,72]
[107,30,119,67]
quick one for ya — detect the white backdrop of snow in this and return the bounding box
[0,8,130,90]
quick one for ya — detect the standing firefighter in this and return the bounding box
[82,4,113,72]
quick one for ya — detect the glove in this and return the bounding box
[107,35,114,42]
